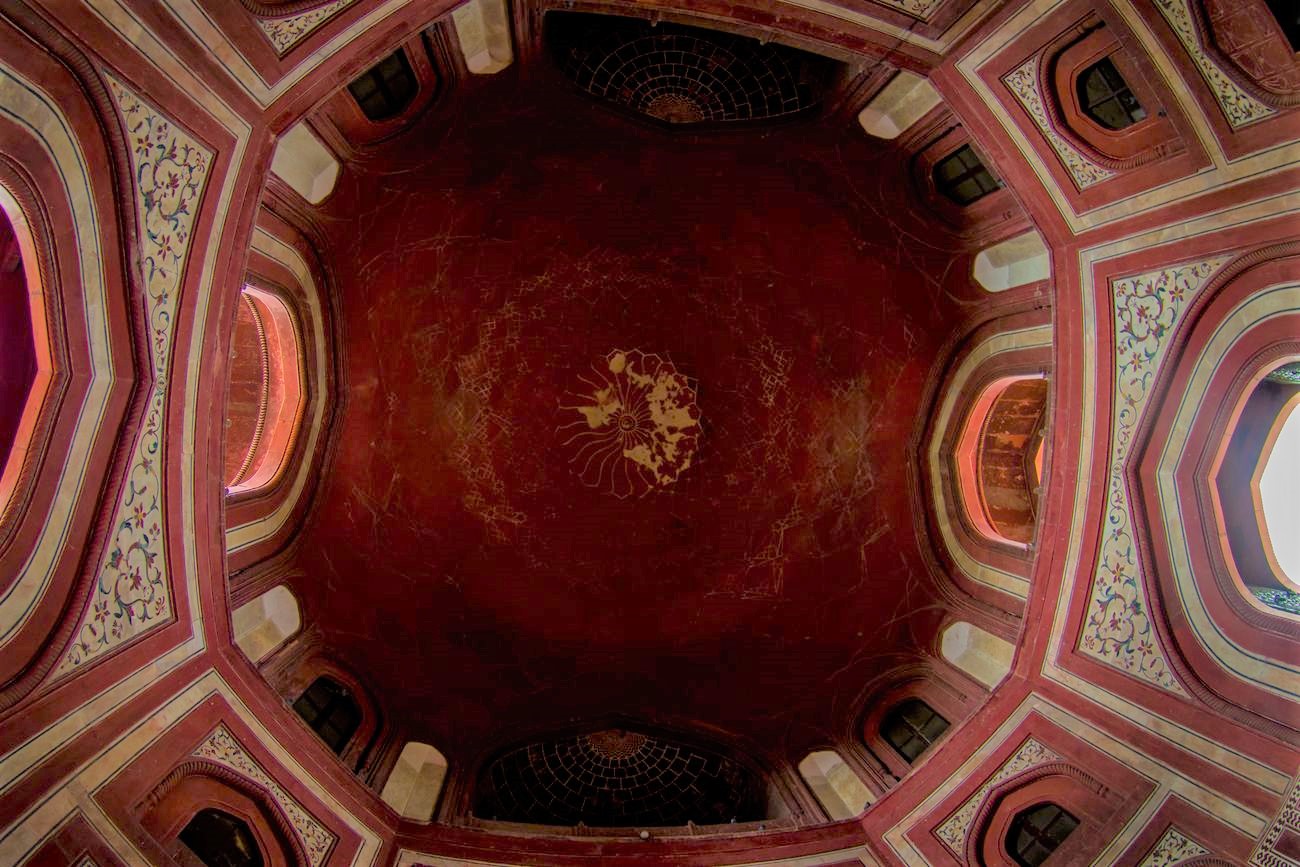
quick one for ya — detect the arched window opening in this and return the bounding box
[1265,0,1300,51]
[1217,361,1300,615]
[956,375,1048,547]
[881,699,949,763]
[1076,57,1147,130]
[857,70,942,140]
[940,621,1014,689]
[380,741,448,822]
[225,287,304,494]
[972,230,1050,293]
[179,808,265,867]
[933,144,1004,206]
[232,585,301,663]
[0,187,52,517]
[1005,803,1079,867]
[797,751,873,821]
[293,676,361,754]
[348,50,418,121]
[452,0,514,75]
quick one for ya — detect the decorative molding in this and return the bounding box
[1252,770,1300,867]
[935,737,1061,854]
[193,726,337,866]
[1152,0,1275,129]
[56,75,212,676]
[1078,258,1232,694]
[1003,56,1114,190]
[867,0,944,21]
[256,0,353,55]
[1140,826,1210,866]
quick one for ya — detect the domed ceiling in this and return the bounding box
[287,31,970,761]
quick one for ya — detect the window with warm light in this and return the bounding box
[225,287,304,494]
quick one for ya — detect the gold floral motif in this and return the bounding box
[560,350,700,498]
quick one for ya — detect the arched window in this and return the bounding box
[348,50,418,121]
[0,186,52,517]
[881,698,949,763]
[797,750,873,820]
[231,585,301,663]
[179,808,265,867]
[1005,802,1079,866]
[933,144,1004,206]
[380,741,449,822]
[1076,57,1147,130]
[1217,361,1300,615]
[293,676,361,754]
[940,621,1014,688]
[225,287,304,494]
[956,375,1048,547]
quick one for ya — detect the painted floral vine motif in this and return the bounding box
[194,727,336,866]
[935,738,1062,854]
[1079,258,1231,694]
[1138,826,1209,866]
[256,0,353,55]
[560,350,701,498]
[56,75,212,675]
[1003,56,1115,190]
[1152,0,1275,129]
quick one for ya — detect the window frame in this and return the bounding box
[1075,56,1147,131]
[881,698,950,763]
[931,144,1004,206]
[178,807,266,867]
[293,676,362,755]
[1005,802,1080,867]
[347,49,419,122]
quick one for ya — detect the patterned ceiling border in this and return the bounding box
[1251,770,1300,867]
[256,0,354,55]
[934,737,1061,855]
[1138,826,1209,866]
[1076,258,1233,694]
[56,74,213,676]
[1003,55,1114,190]
[193,725,338,866]
[1151,0,1274,129]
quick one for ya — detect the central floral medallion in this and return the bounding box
[560,350,700,498]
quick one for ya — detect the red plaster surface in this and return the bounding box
[292,74,973,759]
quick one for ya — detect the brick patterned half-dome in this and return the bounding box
[474,729,768,827]
[548,12,834,125]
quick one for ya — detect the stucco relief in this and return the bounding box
[256,0,353,55]
[57,75,212,675]
[1139,826,1209,866]
[873,0,944,20]
[561,350,701,498]
[1077,259,1232,694]
[1152,0,1275,128]
[1003,56,1115,190]
[194,726,337,866]
[935,738,1062,854]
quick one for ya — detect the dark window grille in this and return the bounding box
[932,144,1003,206]
[293,676,361,754]
[1077,57,1147,131]
[1265,0,1300,51]
[179,808,265,867]
[348,50,418,121]
[881,699,949,763]
[1006,803,1080,866]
